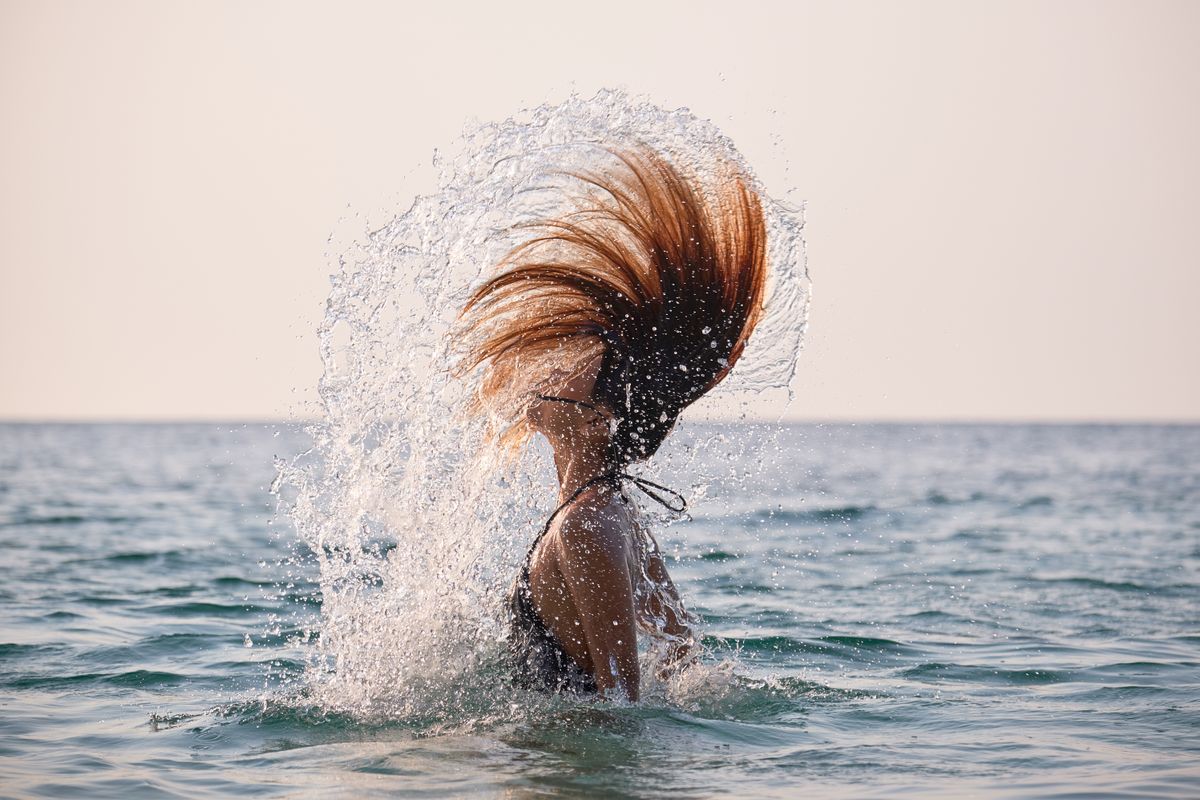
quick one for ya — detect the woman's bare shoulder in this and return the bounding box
[554,489,631,558]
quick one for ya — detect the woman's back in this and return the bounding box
[511,481,696,699]
[512,484,641,697]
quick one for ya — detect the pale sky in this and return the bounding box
[1,0,1197,422]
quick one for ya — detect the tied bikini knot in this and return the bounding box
[613,473,687,515]
[537,470,688,541]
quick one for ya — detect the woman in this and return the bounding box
[457,146,768,700]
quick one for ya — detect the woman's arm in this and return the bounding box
[641,546,697,671]
[556,509,641,701]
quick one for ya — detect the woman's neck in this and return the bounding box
[552,443,616,502]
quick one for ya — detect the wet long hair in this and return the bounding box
[457,145,768,467]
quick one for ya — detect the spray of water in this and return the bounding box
[273,89,809,722]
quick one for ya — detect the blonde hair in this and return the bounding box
[456,145,768,465]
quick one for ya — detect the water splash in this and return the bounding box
[274,89,809,721]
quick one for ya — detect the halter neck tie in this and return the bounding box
[537,471,687,539]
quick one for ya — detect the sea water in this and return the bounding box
[1,421,1198,798]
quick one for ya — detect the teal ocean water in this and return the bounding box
[1,422,1197,798]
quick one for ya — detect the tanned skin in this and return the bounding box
[524,355,695,701]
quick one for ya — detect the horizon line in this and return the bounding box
[1,416,1198,427]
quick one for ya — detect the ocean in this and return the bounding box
[0,421,1196,798]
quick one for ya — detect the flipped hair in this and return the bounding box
[457,145,768,466]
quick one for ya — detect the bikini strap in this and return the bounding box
[616,473,687,514]
[523,471,686,572]
[537,472,621,541]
